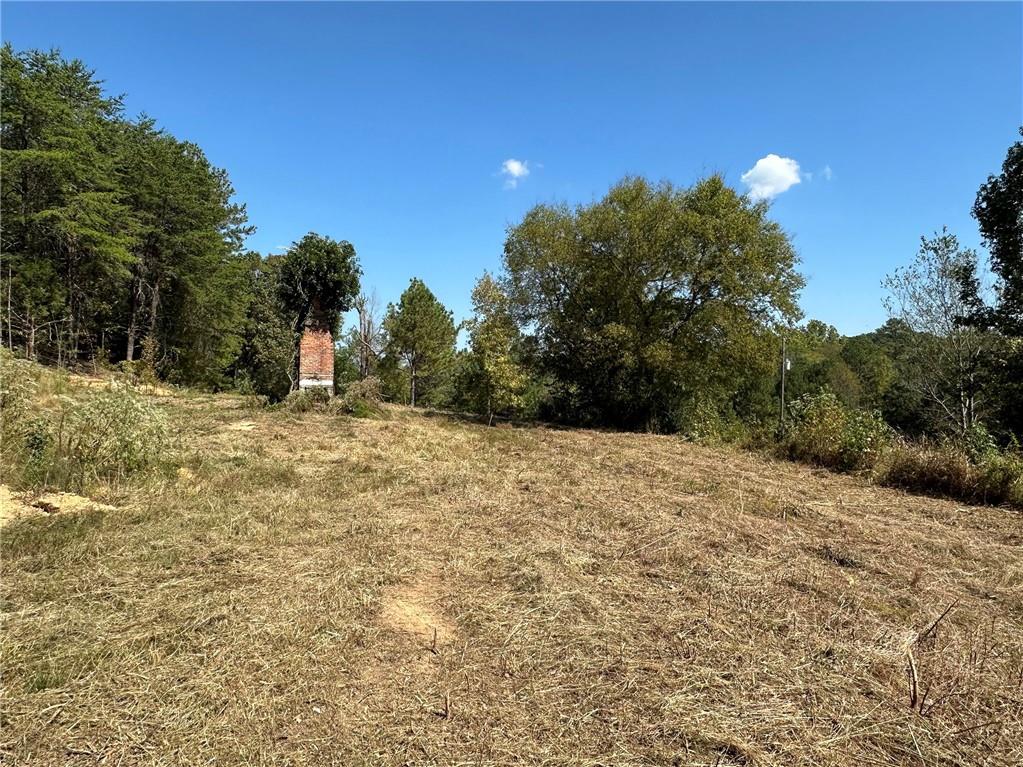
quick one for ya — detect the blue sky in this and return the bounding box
[3,2,1021,335]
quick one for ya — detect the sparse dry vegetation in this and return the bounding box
[2,377,1021,766]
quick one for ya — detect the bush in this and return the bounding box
[680,398,750,446]
[28,388,169,490]
[327,376,385,419]
[785,390,892,471]
[877,440,1023,508]
[280,387,331,413]
[2,362,169,493]
[0,349,39,427]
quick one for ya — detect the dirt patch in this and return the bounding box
[223,420,257,432]
[33,492,115,516]
[378,577,456,649]
[0,486,42,526]
[1,486,114,526]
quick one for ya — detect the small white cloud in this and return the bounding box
[822,164,833,181]
[273,245,289,252]
[500,158,530,189]
[741,154,802,201]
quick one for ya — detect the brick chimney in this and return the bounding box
[298,300,334,394]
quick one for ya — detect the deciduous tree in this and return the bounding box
[502,175,804,432]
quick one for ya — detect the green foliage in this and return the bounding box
[502,175,804,432]
[1,45,253,386]
[382,279,456,407]
[1,355,168,492]
[232,254,295,402]
[785,390,893,471]
[0,348,39,423]
[878,441,1023,509]
[329,376,385,419]
[455,273,528,421]
[277,233,361,336]
[970,127,1022,334]
[883,230,995,436]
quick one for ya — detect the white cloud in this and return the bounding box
[822,164,833,181]
[500,158,530,189]
[741,154,802,201]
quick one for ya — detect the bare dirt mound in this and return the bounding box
[0,485,115,527]
[379,577,457,650]
[0,486,41,526]
[223,420,258,432]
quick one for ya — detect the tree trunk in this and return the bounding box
[125,275,142,361]
[410,365,417,408]
[26,316,36,360]
[147,280,161,336]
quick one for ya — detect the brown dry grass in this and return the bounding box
[1,391,1021,766]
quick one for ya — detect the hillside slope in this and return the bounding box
[2,391,1021,766]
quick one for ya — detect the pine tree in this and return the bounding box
[382,279,456,407]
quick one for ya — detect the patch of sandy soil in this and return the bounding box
[0,485,114,527]
[223,420,257,432]
[33,492,115,515]
[0,486,42,526]
[378,577,457,650]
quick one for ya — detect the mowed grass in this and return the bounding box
[1,390,1021,766]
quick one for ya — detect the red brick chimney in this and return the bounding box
[298,300,334,394]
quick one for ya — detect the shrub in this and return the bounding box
[281,388,331,413]
[327,377,385,419]
[785,390,892,471]
[282,390,314,413]
[681,400,750,447]
[2,367,169,492]
[343,376,382,404]
[0,349,39,428]
[28,388,169,490]
[877,440,1023,508]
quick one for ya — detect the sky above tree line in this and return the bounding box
[3,2,1020,335]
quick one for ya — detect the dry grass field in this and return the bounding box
[2,389,1021,766]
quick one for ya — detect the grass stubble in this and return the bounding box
[1,388,1021,765]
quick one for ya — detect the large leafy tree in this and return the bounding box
[502,175,804,432]
[970,128,1022,334]
[883,230,995,434]
[276,233,361,388]
[382,278,456,407]
[277,233,361,335]
[456,273,527,422]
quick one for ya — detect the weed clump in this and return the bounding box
[780,388,1022,508]
[877,439,1023,508]
[1,351,168,492]
[329,376,385,419]
[784,390,892,471]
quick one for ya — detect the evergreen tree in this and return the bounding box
[382,279,456,407]
[1,45,136,362]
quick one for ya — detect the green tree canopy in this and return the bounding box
[277,233,361,335]
[502,175,804,431]
[1,44,135,362]
[883,230,994,435]
[456,273,527,422]
[382,278,456,407]
[971,127,1023,334]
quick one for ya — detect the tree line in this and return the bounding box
[3,46,1020,448]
